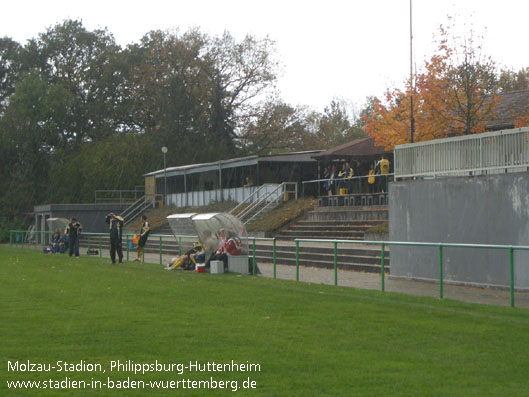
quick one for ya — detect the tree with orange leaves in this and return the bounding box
[365,24,500,151]
[515,111,529,128]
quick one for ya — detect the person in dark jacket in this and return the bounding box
[65,217,83,257]
[105,213,124,265]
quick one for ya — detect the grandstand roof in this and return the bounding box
[311,136,388,160]
[486,89,529,131]
[144,150,323,177]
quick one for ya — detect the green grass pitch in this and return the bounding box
[1,247,529,395]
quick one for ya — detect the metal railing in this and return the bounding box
[230,182,297,224]
[94,188,145,204]
[121,194,163,225]
[8,230,274,273]
[294,238,529,308]
[302,174,393,197]
[394,127,529,179]
[8,230,528,307]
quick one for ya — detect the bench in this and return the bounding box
[228,255,249,274]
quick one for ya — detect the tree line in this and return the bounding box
[0,20,365,233]
[364,24,529,150]
[1,19,527,235]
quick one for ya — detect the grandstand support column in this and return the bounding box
[184,170,188,207]
[35,213,40,244]
[219,164,223,202]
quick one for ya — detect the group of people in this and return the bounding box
[165,228,242,272]
[105,213,150,265]
[46,228,70,254]
[45,217,82,255]
[44,214,150,266]
[322,156,391,196]
[44,211,243,271]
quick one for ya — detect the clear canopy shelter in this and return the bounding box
[166,212,248,263]
[46,218,70,234]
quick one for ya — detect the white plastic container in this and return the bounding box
[210,260,224,274]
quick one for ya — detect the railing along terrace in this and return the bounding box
[394,127,529,179]
[301,174,393,197]
[95,188,145,204]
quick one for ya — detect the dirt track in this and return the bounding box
[255,262,529,309]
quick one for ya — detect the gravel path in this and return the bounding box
[256,261,529,309]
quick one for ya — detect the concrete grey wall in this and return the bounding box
[389,172,529,288]
[34,204,128,234]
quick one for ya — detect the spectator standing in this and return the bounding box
[322,167,331,195]
[328,164,337,195]
[377,155,391,192]
[337,163,347,194]
[65,217,82,257]
[345,161,354,193]
[367,163,376,193]
[105,213,124,265]
[135,215,150,262]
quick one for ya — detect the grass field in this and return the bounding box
[1,247,529,396]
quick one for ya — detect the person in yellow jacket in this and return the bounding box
[379,156,390,175]
[367,163,376,193]
[376,156,391,192]
[337,162,348,194]
[135,215,150,262]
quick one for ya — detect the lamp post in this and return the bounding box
[161,146,168,206]
[409,0,415,143]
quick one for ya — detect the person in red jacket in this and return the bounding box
[207,230,241,271]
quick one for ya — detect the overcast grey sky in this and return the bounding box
[2,0,528,112]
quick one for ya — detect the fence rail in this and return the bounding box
[394,127,529,178]
[294,238,529,308]
[94,188,145,204]
[8,230,529,307]
[8,230,274,275]
[301,174,393,197]
[231,182,298,224]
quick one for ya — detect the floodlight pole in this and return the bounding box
[162,146,168,206]
[410,0,415,143]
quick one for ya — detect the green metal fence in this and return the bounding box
[9,229,528,307]
[8,230,276,275]
[295,238,529,308]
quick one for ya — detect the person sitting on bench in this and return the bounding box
[166,242,204,270]
[207,230,242,271]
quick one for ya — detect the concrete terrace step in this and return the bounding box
[252,254,387,273]
[278,231,365,239]
[307,206,389,221]
[286,225,375,232]
[251,242,389,256]
[154,226,173,235]
[295,219,385,226]
[250,241,390,273]
[254,249,386,266]
[275,206,388,242]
